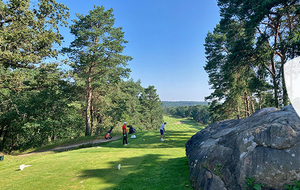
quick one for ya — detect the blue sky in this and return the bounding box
[58,0,220,101]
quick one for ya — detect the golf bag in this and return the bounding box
[127,125,136,134]
[105,127,114,139]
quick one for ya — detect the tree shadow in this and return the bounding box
[177,119,207,131]
[79,154,192,190]
[166,115,207,130]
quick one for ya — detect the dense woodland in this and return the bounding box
[0,1,163,153]
[205,0,300,121]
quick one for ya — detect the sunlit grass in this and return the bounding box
[0,116,205,190]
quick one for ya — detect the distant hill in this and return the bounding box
[161,101,209,107]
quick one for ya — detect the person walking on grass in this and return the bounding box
[122,122,128,145]
[160,122,167,141]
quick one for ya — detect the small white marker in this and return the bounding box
[20,164,32,170]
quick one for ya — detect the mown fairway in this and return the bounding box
[0,116,205,190]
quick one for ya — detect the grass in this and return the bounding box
[0,116,205,190]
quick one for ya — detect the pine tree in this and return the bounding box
[218,0,300,107]
[0,0,69,68]
[63,6,132,136]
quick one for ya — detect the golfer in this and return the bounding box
[122,122,128,145]
[160,122,167,141]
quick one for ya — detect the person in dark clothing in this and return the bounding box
[122,122,128,145]
[127,125,136,134]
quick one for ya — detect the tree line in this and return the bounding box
[161,101,208,107]
[205,0,300,121]
[0,1,163,153]
[164,105,213,125]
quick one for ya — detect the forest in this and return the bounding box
[163,105,213,125]
[204,0,300,121]
[0,1,163,153]
[161,101,208,107]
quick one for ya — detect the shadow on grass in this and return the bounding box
[179,119,206,131]
[79,154,192,190]
[166,115,207,130]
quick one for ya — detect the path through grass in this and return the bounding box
[0,116,205,190]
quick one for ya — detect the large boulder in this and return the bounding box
[186,105,300,190]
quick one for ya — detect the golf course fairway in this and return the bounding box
[0,116,205,190]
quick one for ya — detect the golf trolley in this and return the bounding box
[105,127,114,139]
[127,125,136,138]
[127,125,136,134]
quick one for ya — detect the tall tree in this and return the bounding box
[0,0,71,152]
[63,5,132,136]
[0,0,69,69]
[204,23,251,119]
[217,0,300,108]
[139,85,163,130]
[205,1,300,121]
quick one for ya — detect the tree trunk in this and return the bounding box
[270,52,279,108]
[90,102,94,136]
[51,130,55,141]
[272,23,280,108]
[96,114,102,125]
[281,65,289,106]
[0,119,5,140]
[86,90,92,136]
[9,134,14,153]
[259,91,262,110]
[96,114,102,135]
[243,92,250,117]
[272,73,280,108]
[0,129,8,151]
[249,96,255,114]
[85,66,93,136]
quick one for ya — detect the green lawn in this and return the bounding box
[0,116,205,190]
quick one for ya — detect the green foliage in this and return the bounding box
[245,177,266,190]
[0,64,85,153]
[0,3,163,153]
[205,0,300,121]
[63,5,132,136]
[294,181,300,188]
[0,0,76,153]
[164,105,212,125]
[138,85,163,130]
[285,180,300,190]
[213,163,222,177]
[0,0,69,68]
[161,101,208,107]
